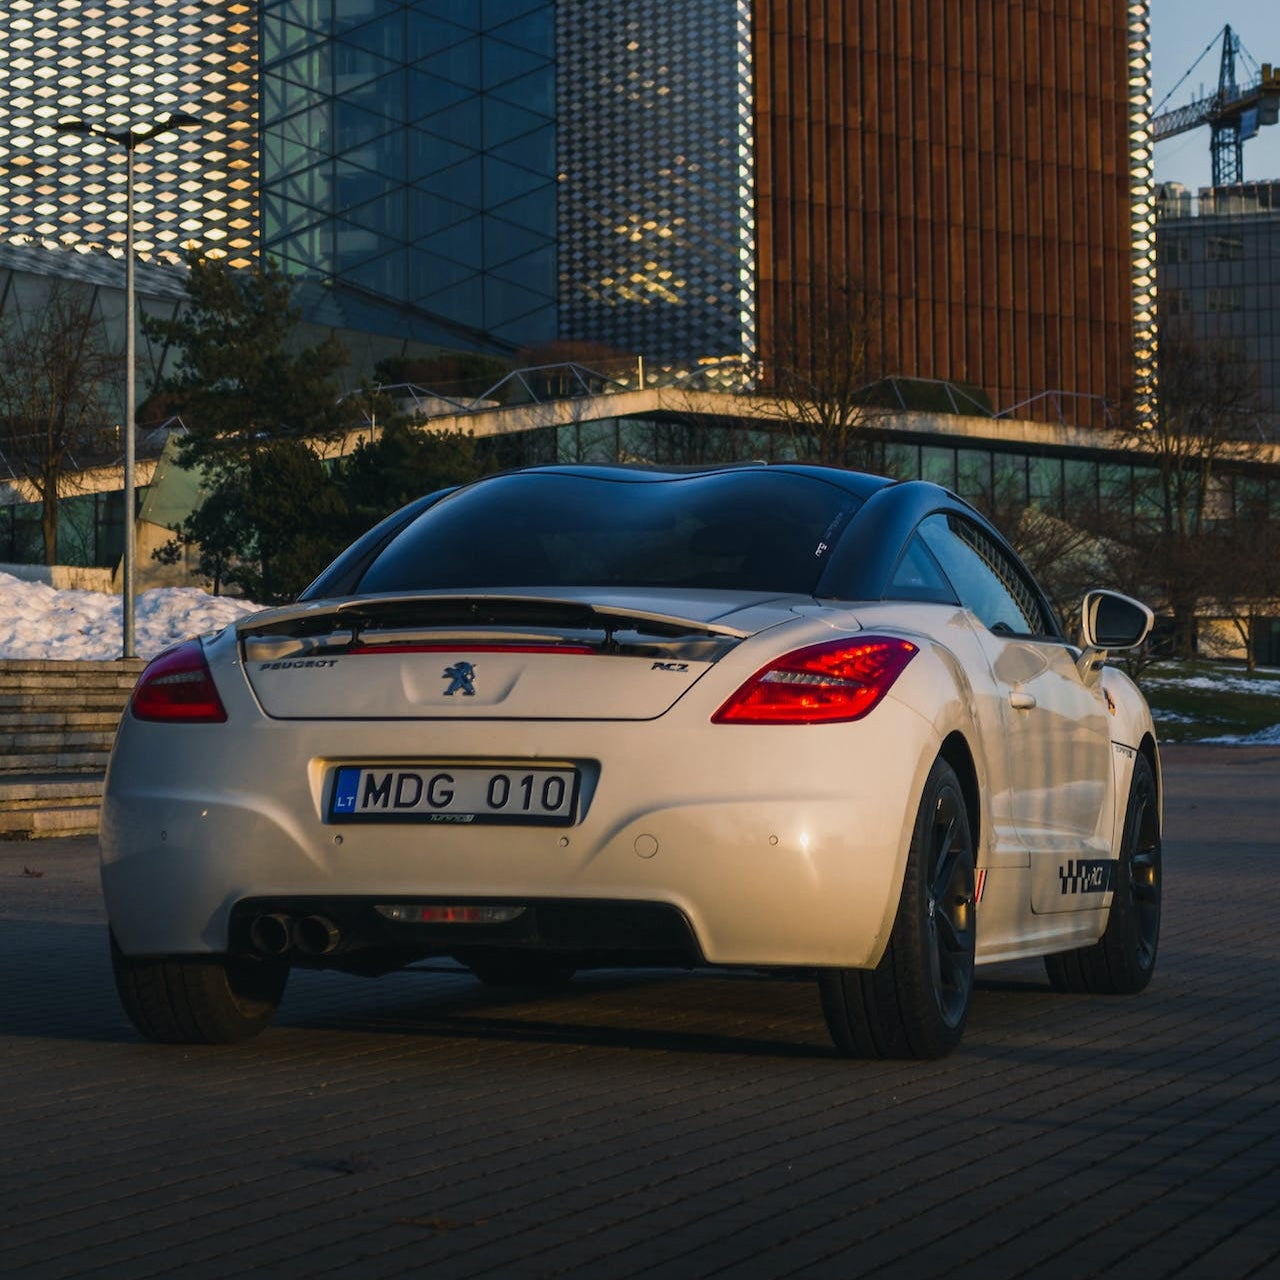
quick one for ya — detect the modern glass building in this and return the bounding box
[1156,181,1280,437]
[259,0,558,348]
[4,1,1154,414]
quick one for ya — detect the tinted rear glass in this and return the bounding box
[356,471,863,595]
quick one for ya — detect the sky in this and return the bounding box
[1151,1,1280,190]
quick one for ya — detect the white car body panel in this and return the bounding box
[103,616,950,968]
[100,596,1154,972]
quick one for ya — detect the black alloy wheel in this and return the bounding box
[821,756,976,1058]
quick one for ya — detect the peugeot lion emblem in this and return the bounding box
[442,661,477,697]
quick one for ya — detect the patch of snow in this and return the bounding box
[1150,709,1197,726]
[0,573,262,661]
[1198,724,1280,747]
[1143,673,1280,696]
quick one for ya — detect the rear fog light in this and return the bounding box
[375,904,527,924]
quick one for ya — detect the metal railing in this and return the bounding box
[3,361,1132,484]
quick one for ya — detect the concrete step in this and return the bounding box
[0,771,105,840]
[0,659,144,677]
[0,665,139,681]
[0,805,101,839]
[0,709,122,732]
[2,732,119,747]
[0,749,112,775]
[0,773,105,810]
[0,662,141,837]
[0,689,136,709]
[0,675,140,696]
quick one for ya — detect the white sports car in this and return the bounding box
[101,464,1161,1057]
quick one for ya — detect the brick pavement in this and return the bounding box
[0,745,1277,1279]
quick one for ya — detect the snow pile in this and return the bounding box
[0,573,262,661]
[1199,724,1280,747]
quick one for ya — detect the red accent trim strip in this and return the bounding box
[345,643,597,656]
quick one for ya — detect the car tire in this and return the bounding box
[461,950,577,988]
[1044,752,1161,995]
[110,930,288,1044]
[819,756,976,1059]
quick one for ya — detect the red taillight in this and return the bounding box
[130,640,228,723]
[712,636,918,725]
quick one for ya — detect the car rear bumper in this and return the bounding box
[101,701,939,970]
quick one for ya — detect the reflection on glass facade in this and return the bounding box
[0,2,1155,396]
[1,0,258,268]
[259,0,557,346]
[1155,184,1280,439]
[534,419,1280,539]
[557,0,755,360]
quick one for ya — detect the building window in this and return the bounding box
[1206,235,1245,261]
[1206,287,1245,313]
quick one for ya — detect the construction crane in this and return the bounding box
[1151,25,1280,187]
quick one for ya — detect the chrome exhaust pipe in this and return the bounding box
[293,914,342,956]
[249,913,293,956]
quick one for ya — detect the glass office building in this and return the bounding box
[259,0,558,348]
[1156,182,1280,437]
[4,1,1150,409]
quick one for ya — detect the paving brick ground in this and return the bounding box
[1,744,1277,1280]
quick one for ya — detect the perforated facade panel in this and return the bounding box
[557,0,756,361]
[1,0,258,268]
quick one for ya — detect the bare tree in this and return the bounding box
[0,284,118,564]
[1202,498,1280,671]
[1110,326,1268,658]
[760,283,888,466]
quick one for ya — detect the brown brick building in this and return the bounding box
[751,1,1143,424]
[560,1,1151,429]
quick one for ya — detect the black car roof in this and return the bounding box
[300,462,1047,621]
[512,462,899,500]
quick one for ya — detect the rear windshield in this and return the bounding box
[355,471,863,596]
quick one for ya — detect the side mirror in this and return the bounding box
[1079,589,1154,651]
[1075,589,1154,685]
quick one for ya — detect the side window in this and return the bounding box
[917,514,1049,636]
[887,534,958,604]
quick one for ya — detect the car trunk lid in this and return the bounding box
[237,591,798,720]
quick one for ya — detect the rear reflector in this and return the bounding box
[131,640,228,723]
[375,904,527,924]
[712,636,918,724]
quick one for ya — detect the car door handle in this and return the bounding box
[1009,690,1037,710]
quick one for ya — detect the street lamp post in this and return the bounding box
[57,113,199,659]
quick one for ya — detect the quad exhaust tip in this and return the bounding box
[294,914,342,956]
[248,912,292,956]
[248,912,343,957]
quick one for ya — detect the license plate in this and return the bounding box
[328,764,579,825]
